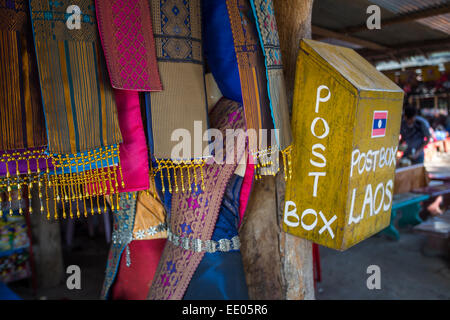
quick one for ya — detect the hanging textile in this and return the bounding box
[144,0,209,193]
[101,180,167,300]
[148,98,246,300]
[183,174,249,300]
[250,0,293,180]
[95,0,162,91]
[0,0,49,216]
[183,155,254,299]
[94,0,165,196]
[203,0,276,177]
[29,0,123,219]
[202,1,242,104]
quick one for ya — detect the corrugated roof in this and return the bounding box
[369,0,450,34]
[312,0,450,63]
[369,0,446,13]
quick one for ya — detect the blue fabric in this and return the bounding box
[144,94,172,216]
[183,174,249,300]
[202,0,242,103]
[183,251,249,300]
[210,175,241,242]
[0,282,21,300]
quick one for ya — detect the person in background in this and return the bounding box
[400,105,431,164]
[415,114,431,133]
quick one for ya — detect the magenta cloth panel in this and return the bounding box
[95,0,162,91]
[239,155,255,227]
[115,89,150,192]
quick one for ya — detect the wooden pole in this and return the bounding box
[240,0,315,300]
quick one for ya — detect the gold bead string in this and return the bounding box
[179,165,185,193]
[104,153,115,212]
[173,163,179,193]
[281,145,293,181]
[185,163,191,193]
[115,146,125,188]
[192,164,198,192]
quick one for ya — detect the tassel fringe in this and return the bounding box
[252,145,292,181]
[0,145,123,219]
[152,158,207,194]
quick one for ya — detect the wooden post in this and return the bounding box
[29,185,64,289]
[240,0,315,300]
[273,0,314,109]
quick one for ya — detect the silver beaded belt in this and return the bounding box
[167,228,240,253]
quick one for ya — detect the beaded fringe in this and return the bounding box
[0,145,124,220]
[151,158,207,194]
[51,145,124,219]
[253,145,292,181]
[0,148,48,217]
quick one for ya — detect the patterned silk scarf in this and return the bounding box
[29,0,123,219]
[95,0,162,91]
[250,0,293,180]
[148,98,246,300]
[145,0,209,194]
[0,0,48,216]
[95,0,164,195]
[203,0,277,178]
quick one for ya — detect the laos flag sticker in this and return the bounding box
[372,111,388,138]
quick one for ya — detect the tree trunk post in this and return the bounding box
[240,0,315,300]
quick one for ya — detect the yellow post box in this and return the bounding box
[283,39,404,250]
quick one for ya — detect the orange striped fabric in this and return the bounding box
[29,0,122,155]
[0,1,46,152]
[226,0,274,154]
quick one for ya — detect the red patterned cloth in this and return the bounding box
[111,239,166,300]
[95,0,162,91]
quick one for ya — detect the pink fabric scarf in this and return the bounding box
[95,0,162,91]
[114,90,150,192]
[239,155,255,227]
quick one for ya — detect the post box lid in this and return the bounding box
[301,39,403,93]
